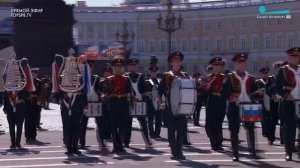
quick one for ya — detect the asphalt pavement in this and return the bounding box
[0,103,299,168]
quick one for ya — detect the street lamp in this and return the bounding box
[115,19,135,62]
[157,0,183,55]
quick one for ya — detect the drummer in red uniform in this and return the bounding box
[275,47,300,161]
[104,57,132,153]
[157,51,189,160]
[221,53,263,161]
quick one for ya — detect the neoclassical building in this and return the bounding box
[1,0,299,75]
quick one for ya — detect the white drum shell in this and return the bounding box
[170,78,197,115]
[85,102,102,117]
[130,101,147,116]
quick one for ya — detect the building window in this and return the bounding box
[149,40,155,53]
[253,62,258,72]
[150,24,155,32]
[160,41,166,53]
[254,20,259,27]
[289,19,294,24]
[182,23,187,31]
[192,39,198,52]
[277,20,283,25]
[193,65,198,73]
[87,23,93,33]
[217,21,222,30]
[276,35,282,48]
[181,40,187,52]
[138,40,144,52]
[266,20,271,25]
[241,20,246,28]
[288,34,294,48]
[193,23,198,32]
[229,20,234,28]
[171,41,176,52]
[265,61,270,68]
[205,22,210,32]
[138,24,144,32]
[228,38,234,50]
[216,39,222,50]
[265,36,271,49]
[253,37,258,49]
[204,39,209,51]
[241,38,247,50]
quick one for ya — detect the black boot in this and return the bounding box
[111,134,118,153]
[10,131,16,149]
[16,126,22,148]
[231,134,239,161]
[119,133,126,153]
[247,129,257,157]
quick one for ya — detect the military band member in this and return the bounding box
[275,47,300,161]
[265,64,281,145]
[80,61,106,149]
[256,67,269,138]
[3,90,29,148]
[25,69,42,142]
[157,51,188,160]
[192,72,203,127]
[60,89,87,155]
[221,53,262,161]
[104,57,132,153]
[145,64,162,138]
[100,63,113,140]
[124,58,152,147]
[203,57,226,151]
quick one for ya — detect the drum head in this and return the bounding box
[170,77,180,115]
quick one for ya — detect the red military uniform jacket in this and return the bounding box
[202,73,225,97]
[222,71,258,102]
[106,74,132,98]
[275,64,300,99]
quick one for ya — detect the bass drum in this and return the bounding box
[170,77,197,116]
[152,85,165,110]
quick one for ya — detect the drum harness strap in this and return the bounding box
[130,73,142,101]
[232,71,251,105]
[87,76,99,102]
[63,92,77,116]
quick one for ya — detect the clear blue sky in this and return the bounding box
[64,0,207,7]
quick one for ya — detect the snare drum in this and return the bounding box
[85,78,102,117]
[130,101,147,116]
[170,78,197,116]
[294,100,300,120]
[239,103,262,122]
[85,101,103,117]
